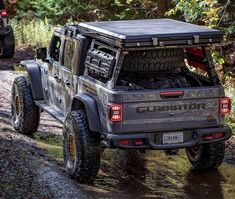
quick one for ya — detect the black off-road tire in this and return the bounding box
[11,76,40,135]
[186,142,225,170]
[122,48,185,72]
[1,26,15,58]
[63,110,101,183]
[138,74,190,89]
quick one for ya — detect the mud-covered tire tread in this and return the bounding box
[122,49,185,72]
[1,26,15,58]
[12,76,40,135]
[186,142,225,170]
[63,110,100,183]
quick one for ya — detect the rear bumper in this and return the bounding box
[103,127,232,149]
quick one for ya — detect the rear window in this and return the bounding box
[50,35,61,62]
[63,39,75,70]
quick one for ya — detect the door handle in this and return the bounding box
[53,73,58,79]
[43,68,48,74]
[64,80,70,86]
[53,74,61,82]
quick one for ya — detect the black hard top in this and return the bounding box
[78,19,223,48]
[79,19,222,39]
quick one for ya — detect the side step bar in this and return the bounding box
[35,100,65,124]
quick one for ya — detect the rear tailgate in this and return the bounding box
[120,87,223,133]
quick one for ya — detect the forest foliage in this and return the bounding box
[5,0,235,37]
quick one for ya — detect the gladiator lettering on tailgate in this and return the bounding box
[136,103,206,113]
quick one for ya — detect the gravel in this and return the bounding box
[0,129,87,199]
[0,70,87,199]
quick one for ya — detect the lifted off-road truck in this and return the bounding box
[11,19,232,182]
[0,0,15,58]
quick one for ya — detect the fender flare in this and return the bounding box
[71,94,101,132]
[20,60,44,100]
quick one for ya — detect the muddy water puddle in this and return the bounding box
[30,105,235,199]
[33,128,235,199]
[79,150,235,199]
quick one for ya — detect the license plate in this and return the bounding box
[163,132,184,144]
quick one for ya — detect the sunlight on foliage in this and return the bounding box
[212,52,226,65]
[166,0,220,27]
[166,0,235,36]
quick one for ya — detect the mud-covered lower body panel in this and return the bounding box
[103,127,231,149]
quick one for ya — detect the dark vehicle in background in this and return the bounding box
[11,19,232,183]
[0,0,15,58]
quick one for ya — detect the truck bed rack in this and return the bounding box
[78,19,223,48]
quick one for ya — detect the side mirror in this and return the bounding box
[36,47,47,61]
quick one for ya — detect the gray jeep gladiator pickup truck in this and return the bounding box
[0,0,15,58]
[11,19,232,182]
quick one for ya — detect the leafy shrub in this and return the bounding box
[166,0,235,37]
[225,83,235,133]
[11,18,53,47]
[6,0,172,24]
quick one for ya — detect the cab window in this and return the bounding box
[63,39,75,70]
[50,35,61,62]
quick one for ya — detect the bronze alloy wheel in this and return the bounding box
[11,76,40,135]
[68,134,76,162]
[15,95,20,116]
[63,110,101,182]
[11,89,20,125]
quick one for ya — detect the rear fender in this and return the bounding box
[71,94,101,132]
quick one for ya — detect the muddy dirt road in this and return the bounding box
[1,70,235,199]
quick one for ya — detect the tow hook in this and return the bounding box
[164,149,179,156]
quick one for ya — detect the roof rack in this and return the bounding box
[55,25,80,37]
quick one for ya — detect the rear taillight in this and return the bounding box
[108,104,122,122]
[160,91,184,98]
[119,139,129,145]
[201,132,224,141]
[220,97,231,115]
[1,9,7,17]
